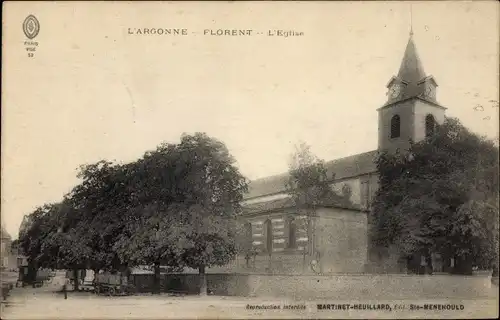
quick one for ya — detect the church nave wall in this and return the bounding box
[315,208,369,273]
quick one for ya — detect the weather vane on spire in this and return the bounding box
[410,4,414,36]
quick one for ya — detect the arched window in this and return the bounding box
[390,115,401,138]
[287,218,297,249]
[425,114,435,138]
[264,219,273,253]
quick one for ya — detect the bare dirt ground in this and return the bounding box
[1,272,498,319]
[2,286,498,319]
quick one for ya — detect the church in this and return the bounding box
[224,30,447,275]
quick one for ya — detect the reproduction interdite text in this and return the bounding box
[244,303,467,312]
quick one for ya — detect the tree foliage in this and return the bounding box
[372,117,499,274]
[113,133,247,294]
[286,142,354,211]
[18,132,248,294]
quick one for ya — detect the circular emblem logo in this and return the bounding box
[23,15,40,39]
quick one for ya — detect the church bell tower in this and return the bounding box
[377,30,447,153]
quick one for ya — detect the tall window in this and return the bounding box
[425,114,435,138]
[287,218,297,249]
[390,115,401,138]
[264,219,273,253]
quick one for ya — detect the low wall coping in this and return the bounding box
[159,272,493,279]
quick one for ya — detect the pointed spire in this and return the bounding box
[397,34,426,85]
[397,4,425,85]
[409,4,414,36]
[382,11,443,108]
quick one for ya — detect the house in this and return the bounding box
[1,226,13,271]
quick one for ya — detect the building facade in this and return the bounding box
[221,31,446,275]
[1,226,13,270]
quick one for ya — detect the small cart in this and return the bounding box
[33,269,51,287]
[94,273,135,296]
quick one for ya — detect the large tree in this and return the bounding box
[19,133,248,294]
[19,160,133,289]
[18,204,58,284]
[371,117,499,275]
[114,133,248,295]
[18,201,92,289]
[66,160,135,273]
[172,133,247,294]
[113,202,187,294]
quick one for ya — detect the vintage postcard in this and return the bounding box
[1,1,499,319]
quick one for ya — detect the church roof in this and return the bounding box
[241,194,362,215]
[244,150,378,200]
[397,34,426,85]
[242,197,294,214]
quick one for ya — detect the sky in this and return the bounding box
[2,1,499,238]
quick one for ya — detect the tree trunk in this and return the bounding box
[427,253,434,274]
[309,214,315,258]
[153,264,160,295]
[26,261,37,285]
[199,265,207,296]
[267,253,272,274]
[302,215,312,274]
[302,249,307,273]
[92,269,99,284]
[72,268,79,291]
[318,251,324,274]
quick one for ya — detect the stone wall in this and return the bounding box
[129,273,250,295]
[130,273,495,299]
[207,253,314,274]
[315,208,368,273]
[245,213,310,254]
[366,244,406,274]
[244,273,495,299]
[231,207,369,274]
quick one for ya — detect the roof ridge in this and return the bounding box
[325,150,378,165]
[245,150,378,200]
[250,149,379,184]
